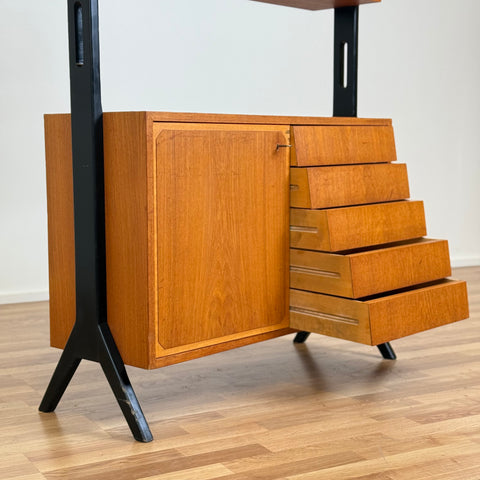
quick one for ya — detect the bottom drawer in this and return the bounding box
[290,280,469,345]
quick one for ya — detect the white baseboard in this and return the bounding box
[451,256,480,268]
[0,290,49,305]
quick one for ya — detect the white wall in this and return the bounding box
[0,0,479,304]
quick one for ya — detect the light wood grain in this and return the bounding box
[290,288,374,345]
[154,123,290,351]
[290,238,452,298]
[251,0,381,11]
[291,248,354,296]
[290,200,427,251]
[1,266,478,479]
[290,163,410,209]
[103,112,152,368]
[46,113,154,368]
[45,113,293,370]
[291,125,396,166]
[144,111,391,126]
[44,115,76,351]
[348,238,451,298]
[367,279,469,345]
[290,279,469,345]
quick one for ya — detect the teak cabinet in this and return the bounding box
[45,111,469,370]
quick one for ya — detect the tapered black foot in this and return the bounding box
[377,342,397,360]
[39,324,153,443]
[294,331,311,344]
[98,324,153,442]
[39,345,81,412]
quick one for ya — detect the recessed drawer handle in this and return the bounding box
[290,225,318,234]
[290,306,359,326]
[276,144,292,151]
[290,265,340,279]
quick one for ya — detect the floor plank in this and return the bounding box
[0,266,479,479]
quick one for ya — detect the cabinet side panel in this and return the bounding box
[103,112,151,368]
[45,115,76,349]
[45,113,151,368]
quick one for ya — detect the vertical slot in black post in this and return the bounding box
[333,6,358,117]
[74,2,84,66]
[341,41,348,88]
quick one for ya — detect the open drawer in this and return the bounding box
[290,280,469,346]
[290,125,396,166]
[290,163,410,209]
[290,200,426,252]
[290,238,451,298]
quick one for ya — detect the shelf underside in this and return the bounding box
[251,0,381,11]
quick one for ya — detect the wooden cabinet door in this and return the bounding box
[153,124,290,355]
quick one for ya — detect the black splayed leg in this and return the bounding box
[40,323,153,442]
[99,325,153,442]
[377,342,397,360]
[294,331,311,344]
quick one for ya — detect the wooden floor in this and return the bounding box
[1,266,479,480]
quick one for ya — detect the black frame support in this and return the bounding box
[39,0,393,442]
[333,6,359,117]
[294,5,396,361]
[39,0,153,442]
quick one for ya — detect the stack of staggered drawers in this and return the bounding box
[289,123,469,346]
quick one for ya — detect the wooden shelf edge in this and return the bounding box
[250,0,381,11]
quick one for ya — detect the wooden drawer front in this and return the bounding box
[290,200,426,252]
[290,164,409,209]
[290,280,469,346]
[291,126,396,166]
[290,239,451,298]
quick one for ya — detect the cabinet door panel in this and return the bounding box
[155,126,290,350]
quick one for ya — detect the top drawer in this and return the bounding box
[291,126,396,166]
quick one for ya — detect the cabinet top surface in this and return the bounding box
[46,111,391,126]
[46,111,391,127]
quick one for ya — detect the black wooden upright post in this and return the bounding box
[333,6,359,117]
[39,0,153,442]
